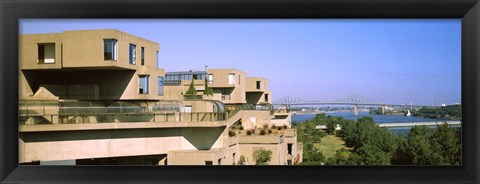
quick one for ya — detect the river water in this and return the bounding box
[291,111,457,135]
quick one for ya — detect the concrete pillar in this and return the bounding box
[381,105,385,115]
[353,104,359,116]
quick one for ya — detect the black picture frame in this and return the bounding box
[1,0,479,184]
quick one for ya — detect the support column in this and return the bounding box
[353,104,359,116]
[381,105,385,115]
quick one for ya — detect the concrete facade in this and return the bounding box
[18,29,301,166]
[20,29,165,101]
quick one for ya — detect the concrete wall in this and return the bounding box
[19,127,225,163]
[19,29,165,101]
[239,110,272,130]
[167,148,227,165]
[246,77,268,92]
[238,142,286,165]
[61,29,159,69]
[163,79,206,100]
[20,33,63,70]
[207,69,246,104]
[271,113,292,128]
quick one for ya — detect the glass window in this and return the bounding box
[141,47,145,65]
[228,73,235,85]
[129,43,136,64]
[38,43,55,64]
[208,74,213,84]
[256,81,261,89]
[158,76,164,96]
[139,75,149,94]
[104,39,117,61]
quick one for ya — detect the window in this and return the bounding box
[156,51,159,68]
[193,74,198,80]
[141,47,145,65]
[265,94,269,102]
[158,76,164,96]
[129,44,136,64]
[228,73,235,85]
[205,161,213,165]
[139,75,149,94]
[208,74,213,84]
[104,39,117,61]
[233,153,236,164]
[38,43,55,64]
[287,143,293,155]
[256,81,261,89]
[221,89,230,100]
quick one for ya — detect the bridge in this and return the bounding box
[272,94,441,116]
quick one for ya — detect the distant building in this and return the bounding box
[18,29,301,165]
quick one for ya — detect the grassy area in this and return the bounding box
[314,135,351,158]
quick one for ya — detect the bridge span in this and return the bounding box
[377,121,461,128]
[274,95,443,116]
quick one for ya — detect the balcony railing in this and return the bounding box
[19,112,227,125]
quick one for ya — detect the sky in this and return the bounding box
[20,19,461,105]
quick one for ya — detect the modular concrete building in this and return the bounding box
[18,29,301,165]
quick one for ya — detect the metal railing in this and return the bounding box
[19,112,227,125]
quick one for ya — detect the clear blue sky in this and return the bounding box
[20,19,461,105]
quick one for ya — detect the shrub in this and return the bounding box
[271,125,277,129]
[283,125,288,129]
[238,155,247,165]
[228,130,236,137]
[253,149,273,165]
[185,80,197,95]
[262,124,269,130]
[203,82,214,96]
[277,126,283,130]
[246,130,252,135]
[239,125,244,130]
[268,129,273,134]
[260,129,267,135]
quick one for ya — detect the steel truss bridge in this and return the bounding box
[272,94,440,116]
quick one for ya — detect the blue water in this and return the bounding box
[291,111,454,135]
[291,111,446,123]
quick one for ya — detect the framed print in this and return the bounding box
[1,0,479,184]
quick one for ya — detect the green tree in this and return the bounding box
[404,125,437,165]
[253,149,273,165]
[203,82,214,96]
[326,148,351,165]
[349,145,391,165]
[238,155,247,165]
[185,80,197,95]
[430,123,461,165]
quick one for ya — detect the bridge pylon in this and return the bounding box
[353,104,359,116]
[381,105,386,115]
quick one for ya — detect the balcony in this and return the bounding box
[19,100,227,129]
[238,135,284,144]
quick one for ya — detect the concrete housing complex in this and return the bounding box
[18,29,302,165]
